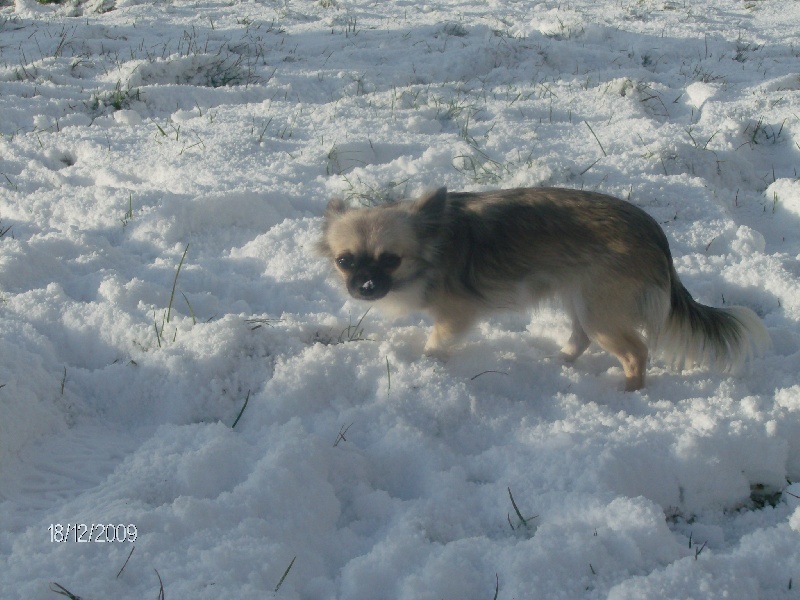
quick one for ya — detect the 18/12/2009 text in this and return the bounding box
[49,523,137,543]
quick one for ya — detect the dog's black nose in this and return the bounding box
[348,273,390,300]
[358,279,377,297]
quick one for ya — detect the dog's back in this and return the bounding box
[438,188,673,298]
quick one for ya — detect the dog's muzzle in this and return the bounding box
[348,271,391,300]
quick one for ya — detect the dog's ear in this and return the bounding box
[324,197,348,218]
[317,197,348,257]
[413,187,447,219]
[412,187,447,239]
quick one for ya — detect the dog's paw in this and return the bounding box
[423,342,451,362]
[558,350,579,364]
[548,350,581,364]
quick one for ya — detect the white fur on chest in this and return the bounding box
[372,278,429,317]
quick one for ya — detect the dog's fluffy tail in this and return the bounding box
[656,269,770,372]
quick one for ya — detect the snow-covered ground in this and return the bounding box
[1,0,799,597]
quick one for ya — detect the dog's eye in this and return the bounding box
[379,253,402,270]
[336,254,355,270]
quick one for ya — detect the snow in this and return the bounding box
[1,0,799,597]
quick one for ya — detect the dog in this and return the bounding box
[317,186,770,391]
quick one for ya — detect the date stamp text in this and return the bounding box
[49,523,138,543]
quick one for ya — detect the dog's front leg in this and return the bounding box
[423,309,477,359]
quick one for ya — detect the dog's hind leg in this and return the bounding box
[560,317,591,363]
[558,297,591,362]
[576,288,650,391]
[591,329,649,392]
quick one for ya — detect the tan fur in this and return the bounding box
[317,187,770,391]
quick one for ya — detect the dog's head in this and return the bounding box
[316,187,446,301]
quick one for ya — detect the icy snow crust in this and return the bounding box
[1,0,800,598]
